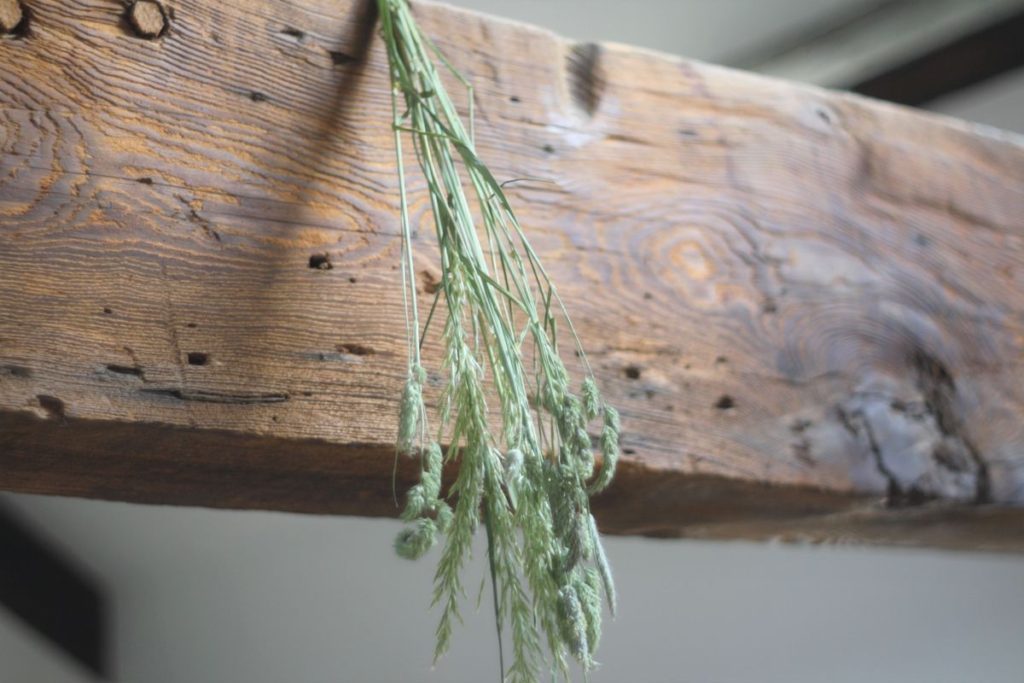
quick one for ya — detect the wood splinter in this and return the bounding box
[127,0,166,39]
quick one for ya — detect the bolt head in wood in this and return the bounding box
[0,0,24,35]
[127,0,166,39]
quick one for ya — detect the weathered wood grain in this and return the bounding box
[2,0,1023,549]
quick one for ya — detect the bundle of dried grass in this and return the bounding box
[378,1,619,679]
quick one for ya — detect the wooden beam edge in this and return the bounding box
[5,409,1022,552]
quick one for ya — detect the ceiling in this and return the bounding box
[442,0,882,65]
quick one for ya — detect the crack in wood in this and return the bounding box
[140,388,290,404]
[834,368,984,507]
[103,364,144,378]
[910,349,992,504]
[566,42,603,118]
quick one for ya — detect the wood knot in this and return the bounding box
[0,0,26,36]
[126,0,167,39]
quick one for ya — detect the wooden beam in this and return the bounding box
[1,0,1023,550]
[852,8,1024,106]
[742,0,1024,92]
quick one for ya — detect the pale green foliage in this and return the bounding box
[578,569,604,653]
[590,407,620,495]
[395,518,438,560]
[589,513,617,617]
[581,378,601,422]
[378,0,620,679]
[557,584,589,663]
[397,365,426,456]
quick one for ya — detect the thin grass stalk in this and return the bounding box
[378,1,620,679]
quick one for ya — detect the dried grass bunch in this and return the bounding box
[378,1,619,679]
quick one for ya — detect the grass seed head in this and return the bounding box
[395,518,438,560]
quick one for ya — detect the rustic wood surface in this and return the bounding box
[2,0,1023,550]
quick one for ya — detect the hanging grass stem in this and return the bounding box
[377,1,620,679]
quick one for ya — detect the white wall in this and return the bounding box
[0,597,96,683]
[4,492,1024,683]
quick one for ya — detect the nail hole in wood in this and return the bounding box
[309,253,332,270]
[623,365,641,380]
[337,343,374,356]
[187,352,209,366]
[4,364,32,378]
[715,395,735,410]
[37,394,65,419]
[125,0,167,39]
[329,50,356,66]
[419,269,441,294]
